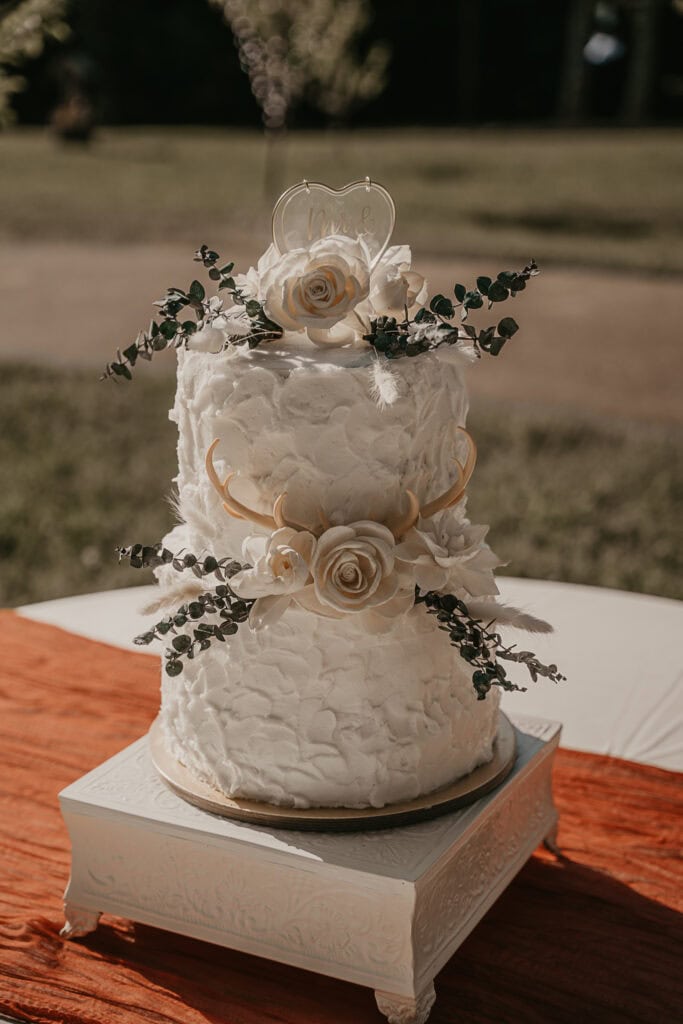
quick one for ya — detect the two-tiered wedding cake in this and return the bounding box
[114,180,561,811]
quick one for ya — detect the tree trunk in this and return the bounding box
[621,0,659,124]
[558,0,594,122]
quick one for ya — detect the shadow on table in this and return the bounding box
[28,852,678,1024]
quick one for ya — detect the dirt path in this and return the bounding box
[1,241,680,424]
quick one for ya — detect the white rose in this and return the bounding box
[395,521,500,598]
[293,522,414,633]
[261,235,370,336]
[368,244,428,317]
[233,243,280,301]
[230,527,316,630]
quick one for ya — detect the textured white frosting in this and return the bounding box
[158,339,500,808]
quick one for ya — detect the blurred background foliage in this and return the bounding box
[0,0,682,606]
[4,0,683,128]
[1,363,680,606]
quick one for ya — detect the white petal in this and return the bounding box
[307,322,357,348]
[290,530,317,566]
[293,584,345,619]
[230,568,284,599]
[371,587,415,618]
[267,527,299,551]
[413,563,449,591]
[249,594,292,630]
[344,521,396,547]
[313,526,357,562]
[242,535,268,564]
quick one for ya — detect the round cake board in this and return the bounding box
[149,713,516,833]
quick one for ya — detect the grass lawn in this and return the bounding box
[1,126,682,273]
[1,363,680,607]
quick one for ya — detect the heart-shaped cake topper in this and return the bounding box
[272,178,395,270]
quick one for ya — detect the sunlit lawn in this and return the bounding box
[2,126,682,272]
[2,128,681,605]
[2,363,680,606]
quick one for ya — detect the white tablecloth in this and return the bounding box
[19,578,682,772]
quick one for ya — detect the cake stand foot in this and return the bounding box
[543,818,561,856]
[375,982,436,1024]
[60,901,101,939]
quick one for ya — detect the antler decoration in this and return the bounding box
[420,427,477,520]
[206,440,308,532]
[206,427,476,539]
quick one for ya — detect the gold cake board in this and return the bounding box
[148,712,516,832]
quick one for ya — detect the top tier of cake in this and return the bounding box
[172,338,472,562]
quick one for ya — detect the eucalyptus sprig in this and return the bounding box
[115,541,246,584]
[116,541,254,675]
[134,585,254,677]
[415,586,565,700]
[364,260,539,361]
[101,246,283,381]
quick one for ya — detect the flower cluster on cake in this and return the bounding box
[110,179,564,810]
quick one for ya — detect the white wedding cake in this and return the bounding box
[114,180,560,811]
[159,341,500,808]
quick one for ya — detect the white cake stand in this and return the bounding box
[58,716,561,1019]
[60,714,560,1023]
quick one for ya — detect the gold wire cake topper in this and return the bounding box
[271,177,396,270]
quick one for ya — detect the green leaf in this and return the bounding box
[245,299,262,318]
[414,308,436,323]
[454,283,466,303]
[123,343,139,364]
[489,335,508,356]
[498,316,519,338]
[111,362,132,380]
[160,319,178,340]
[189,280,205,302]
[430,294,455,318]
[487,282,510,303]
[476,276,492,295]
[220,263,234,275]
[478,326,495,349]
[171,635,192,652]
[208,267,220,281]
[165,660,183,677]
[497,271,517,286]
[463,290,484,310]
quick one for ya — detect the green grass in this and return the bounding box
[1,363,681,607]
[1,126,683,273]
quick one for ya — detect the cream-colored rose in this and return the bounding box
[368,244,428,317]
[293,521,414,632]
[232,243,280,302]
[261,236,370,334]
[230,527,316,629]
[395,521,500,598]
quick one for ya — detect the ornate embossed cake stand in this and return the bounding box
[60,715,560,1024]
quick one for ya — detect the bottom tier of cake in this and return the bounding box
[158,581,500,810]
